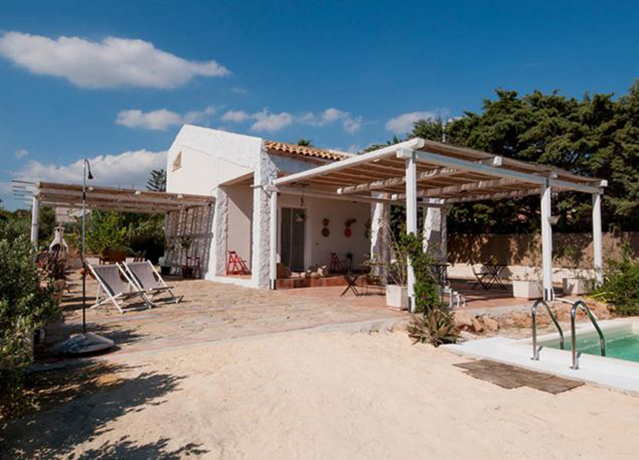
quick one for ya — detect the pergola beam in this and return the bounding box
[337,156,504,195]
[445,188,540,203]
[413,150,601,194]
[273,138,425,187]
[265,185,397,205]
[392,177,522,200]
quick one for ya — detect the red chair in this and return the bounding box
[329,253,344,274]
[227,251,251,275]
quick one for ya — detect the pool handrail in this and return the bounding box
[531,299,564,360]
[570,300,606,370]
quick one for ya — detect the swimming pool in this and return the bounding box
[540,322,639,364]
[444,319,639,395]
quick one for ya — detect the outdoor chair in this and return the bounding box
[121,261,183,304]
[89,264,154,313]
[471,263,491,290]
[226,250,250,275]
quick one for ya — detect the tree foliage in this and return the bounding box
[0,219,60,415]
[377,80,639,233]
[296,138,313,147]
[146,169,166,192]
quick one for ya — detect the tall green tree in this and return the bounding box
[296,138,313,147]
[386,80,639,234]
[146,169,166,192]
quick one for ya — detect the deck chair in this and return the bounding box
[89,264,153,313]
[121,261,182,304]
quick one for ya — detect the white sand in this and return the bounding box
[5,332,639,459]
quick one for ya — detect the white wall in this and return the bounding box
[166,125,262,196]
[278,195,371,270]
[226,184,253,269]
[165,125,263,282]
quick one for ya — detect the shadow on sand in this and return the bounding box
[1,361,207,459]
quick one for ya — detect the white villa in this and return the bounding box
[29,123,606,311]
[165,125,380,289]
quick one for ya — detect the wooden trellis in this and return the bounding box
[165,205,215,277]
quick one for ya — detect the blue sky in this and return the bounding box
[1,0,638,209]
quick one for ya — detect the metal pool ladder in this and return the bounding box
[531,299,564,360]
[570,300,606,370]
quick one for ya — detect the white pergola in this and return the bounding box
[267,138,606,310]
[29,181,215,245]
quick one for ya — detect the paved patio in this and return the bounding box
[43,274,405,359]
[40,272,545,362]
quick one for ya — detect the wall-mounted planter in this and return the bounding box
[562,278,593,295]
[386,285,409,310]
[512,280,543,300]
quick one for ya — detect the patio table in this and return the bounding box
[340,273,363,297]
[473,262,507,291]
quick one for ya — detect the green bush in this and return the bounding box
[594,246,639,316]
[400,232,459,346]
[0,219,61,416]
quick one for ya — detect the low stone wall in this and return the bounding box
[448,231,639,270]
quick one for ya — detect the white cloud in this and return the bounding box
[250,110,294,133]
[116,106,216,130]
[385,111,445,134]
[231,87,248,95]
[222,106,362,134]
[299,108,362,133]
[0,31,229,89]
[222,110,250,123]
[15,148,29,159]
[11,149,167,189]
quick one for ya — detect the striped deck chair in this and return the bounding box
[121,261,182,304]
[89,264,153,313]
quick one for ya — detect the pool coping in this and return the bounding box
[444,318,639,396]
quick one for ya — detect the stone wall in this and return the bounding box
[448,232,639,269]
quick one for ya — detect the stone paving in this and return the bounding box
[45,274,405,358]
[40,272,552,362]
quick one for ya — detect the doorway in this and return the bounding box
[281,207,306,272]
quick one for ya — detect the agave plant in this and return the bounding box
[407,307,459,347]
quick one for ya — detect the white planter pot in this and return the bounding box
[562,278,593,295]
[512,280,543,300]
[386,285,408,310]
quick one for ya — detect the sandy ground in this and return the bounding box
[3,331,639,460]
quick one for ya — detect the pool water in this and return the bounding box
[545,330,639,363]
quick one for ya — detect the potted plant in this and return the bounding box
[562,270,595,295]
[512,270,543,299]
[385,231,410,310]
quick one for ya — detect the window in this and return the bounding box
[172,151,182,172]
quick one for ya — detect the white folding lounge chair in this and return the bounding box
[89,264,154,313]
[121,261,182,304]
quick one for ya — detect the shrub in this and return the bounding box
[594,245,639,316]
[0,220,61,416]
[408,309,460,347]
[401,232,459,346]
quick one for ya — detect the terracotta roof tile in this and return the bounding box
[264,140,350,162]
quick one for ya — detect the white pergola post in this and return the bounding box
[30,195,40,246]
[370,193,390,282]
[592,192,604,285]
[403,149,418,311]
[441,205,448,263]
[269,190,278,290]
[540,181,554,301]
[422,199,447,262]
